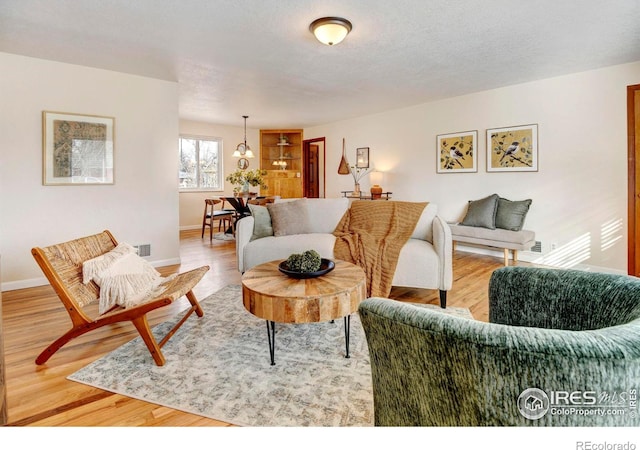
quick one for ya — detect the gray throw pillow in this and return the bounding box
[460,194,499,229]
[495,197,532,231]
[248,204,273,241]
[266,199,311,237]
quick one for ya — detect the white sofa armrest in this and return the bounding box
[432,215,453,291]
[235,215,255,272]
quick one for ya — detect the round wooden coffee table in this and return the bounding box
[241,259,366,365]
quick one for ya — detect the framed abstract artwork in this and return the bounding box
[42,111,115,185]
[436,130,477,173]
[486,124,538,172]
[356,147,369,168]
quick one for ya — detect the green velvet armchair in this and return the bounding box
[358,266,640,426]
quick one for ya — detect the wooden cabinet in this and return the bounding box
[260,129,303,198]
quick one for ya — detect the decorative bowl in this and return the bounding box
[278,258,335,279]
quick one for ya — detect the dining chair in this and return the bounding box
[202,199,234,241]
[248,196,279,205]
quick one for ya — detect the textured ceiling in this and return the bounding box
[1,0,639,129]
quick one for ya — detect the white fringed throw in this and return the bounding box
[82,242,171,314]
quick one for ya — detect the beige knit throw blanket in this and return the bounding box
[333,200,427,298]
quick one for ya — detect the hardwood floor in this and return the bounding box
[1,230,521,426]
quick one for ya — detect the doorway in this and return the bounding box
[303,137,326,198]
[628,83,640,275]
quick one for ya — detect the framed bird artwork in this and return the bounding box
[436,130,478,173]
[487,124,538,172]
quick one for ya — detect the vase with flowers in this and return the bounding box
[226,168,268,195]
[350,165,372,197]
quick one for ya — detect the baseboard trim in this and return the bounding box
[1,276,49,292]
[180,225,202,231]
[151,258,182,268]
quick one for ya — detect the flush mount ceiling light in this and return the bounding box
[233,115,254,158]
[309,17,352,46]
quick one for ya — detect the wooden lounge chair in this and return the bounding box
[31,230,209,366]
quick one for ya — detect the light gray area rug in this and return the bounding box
[68,284,473,427]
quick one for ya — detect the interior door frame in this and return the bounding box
[303,137,326,198]
[628,83,640,275]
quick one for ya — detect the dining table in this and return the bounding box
[219,194,264,234]
[220,195,253,216]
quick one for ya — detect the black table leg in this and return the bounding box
[344,315,351,359]
[265,317,351,364]
[266,320,275,365]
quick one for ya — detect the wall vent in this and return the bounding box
[531,241,542,253]
[136,244,151,257]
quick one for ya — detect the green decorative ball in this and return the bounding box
[286,249,322,272]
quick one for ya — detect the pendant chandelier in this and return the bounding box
[233,115,254,158]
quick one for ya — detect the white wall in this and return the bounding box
[3,52,636,287]
[305,61,640,273]
[0,53,180,290]
[178,119,260,229]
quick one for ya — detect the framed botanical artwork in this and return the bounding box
[42,111,115,185]
[356,147,369,168]
[436,130,477,173]
[486,124,538,172]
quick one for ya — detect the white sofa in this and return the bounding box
[235,198,453,308]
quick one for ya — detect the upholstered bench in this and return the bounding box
[452,193,535,265]
[449,223,535,266]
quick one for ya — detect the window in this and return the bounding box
[179,136,223,190]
